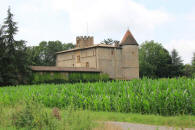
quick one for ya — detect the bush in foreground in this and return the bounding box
[0,101,95,130]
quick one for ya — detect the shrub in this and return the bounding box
[0,101,96,130]
[12,101,57,130]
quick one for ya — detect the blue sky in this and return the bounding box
[0,0,195,64]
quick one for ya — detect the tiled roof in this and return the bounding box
[30,66,101,72]
[120,29,138,46]
[56,44,121,54]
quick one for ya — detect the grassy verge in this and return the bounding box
[0,102,96,130]
[88,111,195,128]
[0,102,194,129]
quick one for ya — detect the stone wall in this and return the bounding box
[56,48,97,69]
[121,45,139,79]
[56,45,139,80]
[96,47,122,79]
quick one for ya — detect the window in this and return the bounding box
[86,62,89,68]
[111,50,114,55]
[77,55,80,63]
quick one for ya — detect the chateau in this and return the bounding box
[55,29,139,80]
[31,29,139,80]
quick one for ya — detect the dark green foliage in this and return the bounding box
[27,41,75,66]
[69,72,109,82]
[12,101,57,130]
[32,72,68,84]
[0,7,18,85]
[0,7,30,86]
[170,49,184,77]
[192,52,195,74]
[0,26,5,84]
[183,64,193,77]
[31,72,109,84]
[101,38,119,45]
[139,41,173,78]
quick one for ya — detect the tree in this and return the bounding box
[101,38,114,45]
[0,7,30,86]
[14,40,31,84]
[170,49,184,77]
[139,41,172,78]
[0,7,19,85]
[192,52,195,73]
[171,49,183,66]
[0,25,5,84]
[27,41,75,66]
[183,64,193,77]
[101,38,119,46]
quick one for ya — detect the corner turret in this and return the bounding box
[121,29,139,79]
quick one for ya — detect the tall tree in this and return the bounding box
[139,41,172,78]
[1,7,19,85]
[170,49,184,77]
[0,25,5,84]
[0,7,30,86]
[171,49,183,66]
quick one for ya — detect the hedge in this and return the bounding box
[31,72,109,84]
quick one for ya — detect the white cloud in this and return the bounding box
[50,0,171,38]
[186,10,195,22]
[165,40,195,64]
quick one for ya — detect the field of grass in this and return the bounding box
[0,78,194,116]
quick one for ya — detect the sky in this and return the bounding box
[0,0,195,64]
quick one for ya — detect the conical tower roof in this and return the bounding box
[120,29,138,46]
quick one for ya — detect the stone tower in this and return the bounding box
[76,36,94,48]
[120,29,139,79]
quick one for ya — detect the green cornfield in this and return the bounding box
[0,78,194,116]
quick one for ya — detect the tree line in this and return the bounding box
[0,8,74,86]
[0,8,195,86]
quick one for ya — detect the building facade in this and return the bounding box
[56,30,139,80]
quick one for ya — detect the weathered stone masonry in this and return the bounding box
[55,30,139,80]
